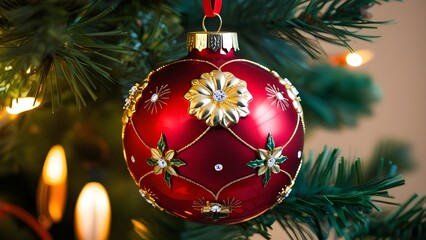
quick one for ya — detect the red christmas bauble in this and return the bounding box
[122,32,304,224]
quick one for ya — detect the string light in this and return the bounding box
[330,50,374,67]
[37,145,68,229]
[75,182,111,240]
[6,97,40,115]
[346,52,363,67]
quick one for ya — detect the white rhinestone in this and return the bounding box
[267,157,276,167]
[297,150,302,158]
[287,89,295,99]
[214,164,223,171]
[123,98,131,109]
[212,90,226,102]
[150,93,159,102]
[210,205,222,213]
[276,92,285,100]
[131,155,136,163]
[157,159,167,168]
[279,188,293,204]
[129,86,138,95]
[291,86,299,96]
[139,189,145,197]
[285,188,292,198]
[283,78,290,84]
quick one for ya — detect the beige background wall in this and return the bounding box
[256,0,426,238]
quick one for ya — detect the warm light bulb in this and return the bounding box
[42,145,67,185]
[37,145,68,228]
[5,97,40,115]
[75,182,111,240]
[346,52,363,67]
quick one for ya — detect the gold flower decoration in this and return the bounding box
[201,202,231,221]
[147,134,185,187]
[184,70,253,127]
[247,133,287,187]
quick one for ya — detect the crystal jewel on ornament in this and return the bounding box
[150,93,159,102]
[214,164,223,171]
[267,157,276,167]
[157,159,167,168]
[210,205,222,213]
[213,90,226,102]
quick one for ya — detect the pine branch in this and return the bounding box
[114,0,187,96]
[269,146,405,239]
[172,0,403,59]
[0,0,130,110]
[291,64,381,129]
[129,146,424,240]
[0,0,402,110]
[365,138,416,180]
[350,194,426,239]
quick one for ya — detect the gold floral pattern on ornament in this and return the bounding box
[146,134,186,187]
[184,70,252,127]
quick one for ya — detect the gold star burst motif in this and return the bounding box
[266,83,290,111]
[144,84,171,114]
[184,70,252,127]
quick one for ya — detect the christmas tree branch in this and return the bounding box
[0,0,402,111]
[292,64,381,129]
[114,0,186,94]
[174,0,402,59]
[349,194,426,239]
[130,146,420,240]
[269,147,405,239]
[0,0,130,110]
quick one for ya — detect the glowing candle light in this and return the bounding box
[6,97,40,115]
[75,182,111,240]
[37,145,68,229]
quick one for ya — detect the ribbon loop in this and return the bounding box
[203,0,222,17]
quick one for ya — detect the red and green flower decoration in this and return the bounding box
[247,133,288,187]
[147,134,186,187]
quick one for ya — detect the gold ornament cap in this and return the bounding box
[187,32,239,53]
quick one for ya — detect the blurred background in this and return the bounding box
[309,0,426,200]
[263,0,426,237]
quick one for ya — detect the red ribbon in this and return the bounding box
[203,0,222,17]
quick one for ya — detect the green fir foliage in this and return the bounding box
[0,0,130,109]
[292,64,381,129]
[131,147,421,240]
[349,194,426,239]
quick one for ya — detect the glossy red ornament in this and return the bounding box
[122,32,304,224]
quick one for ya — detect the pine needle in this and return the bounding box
[0,0,131,110]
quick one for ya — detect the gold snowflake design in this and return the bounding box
[144,84,170,114]
[184,70,253,128]
[139,188,162,210]
[266,83,290,111]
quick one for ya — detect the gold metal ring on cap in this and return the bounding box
[202,14,222,32]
